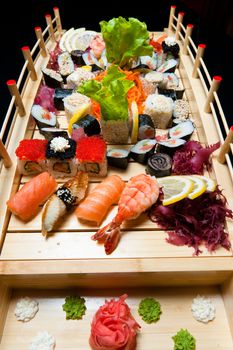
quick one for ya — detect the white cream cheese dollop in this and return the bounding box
[191,295,216,323]
[29,331,56,350]
[50,137,70,153]
[14,297,39,322]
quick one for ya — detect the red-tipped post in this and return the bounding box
[192,43,206,78]
[21,46,37,81]
[53,6,62,34]
[175,12,185,40]
[168,5,176,33]
[218,126,233,164]
[45,13,55,41]
[6,80,26,117]
[204,76,222,113]
[183,24,194,55]
[34,26,47,57]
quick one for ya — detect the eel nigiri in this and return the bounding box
[75,175,125,225]
[42,171,88,236]
[7,172,57,221]
[92,174,160,254]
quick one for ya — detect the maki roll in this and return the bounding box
[173,100,190,120]
[16,139,48,175]
[63,92,92,122]
[71,114,101,142]
[157,138,186,156]
[57,52,75,82]
[107,149,129,169]
[54,88,73,110]
[143,94,173,129]
[138,114,155,140]
[31,104,58,130]
[169,120,194,140]
[46,137,77,178]
[162,37,180,58]
[146,153,172,177]
[76,136,107,177]
[70,50,85,65]
[157,87,177,101]
[130,139,156,164]
[157,59,178,73]
[40,128,68,140]
[42,67,63,89]
[66,68,95,89]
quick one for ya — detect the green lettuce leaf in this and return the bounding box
[100,17,153,68]
[78,65,134,121]
[62,296,86,320]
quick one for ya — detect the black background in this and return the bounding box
[0,0,232,128]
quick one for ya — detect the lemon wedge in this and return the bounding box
[194,175,217,192]
[68,104,90,134]
[186,176,207,199]
[130,101,139,143]
[157,176,194,206]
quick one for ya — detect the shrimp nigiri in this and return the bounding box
[92,174,160,254]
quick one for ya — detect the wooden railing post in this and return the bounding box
[168,5,176,33]
[21,46,37,81]
[45,14,55,41]
[53,7,62,34]
[218,126,233,164]
[175,12,185,40]
[35,27,47,57]
[0,140,12,168]
[204,76,222,113]
[192,44,206,78]
[183,24,194,55]
[6,80,26,117]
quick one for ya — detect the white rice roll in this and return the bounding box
[76,158,107,177]
[63,92,92,122]
[46,158,77,178]
[66,68,95,89]
[143,94,173,129]
[17,159,46,176]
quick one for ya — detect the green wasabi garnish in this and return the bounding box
[62,296,86,320]
[172,329,196,350]
[138,297,162,323]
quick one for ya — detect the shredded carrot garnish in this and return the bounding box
[92,67,146,115]
[91,99,101,121]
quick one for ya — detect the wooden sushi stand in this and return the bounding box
[0,6,233,349]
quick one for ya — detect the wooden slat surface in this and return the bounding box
[1,286,233,349]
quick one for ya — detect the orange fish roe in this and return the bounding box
[76,136,106,162]
[16,139,48,161]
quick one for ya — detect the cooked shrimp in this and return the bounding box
[92,174,159,254]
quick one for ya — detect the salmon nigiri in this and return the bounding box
[75,175,125,225]
[7,172,57,221]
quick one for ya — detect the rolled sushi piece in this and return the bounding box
[130,139,156,164]
[143,94,173,129]
[146,153,172,177]
[157,138,186,156]
[42,67,63,89]
[31,104,58,130]
[157,59,178,73]
[40,128,68,140]
[63,92,92,122]
[138,114,155,140]
[71,114,101,142]
[46,137,77,178]
[169,120,194,140]
[162,37,180,58]
[107,149,130,169]
[57,52,75,82]
[16,139,48,175]
[71,50,86,65]
[66,68,95,89]
[54,88,73,110]
[76,136,107,177]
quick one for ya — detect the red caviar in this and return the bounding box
[76,137,106,162]
[16,139,48,161]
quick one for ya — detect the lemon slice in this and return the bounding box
[68,104,90,134]
[130,101,139,143]
[194,175,217,192]
[157,176,194,206]
[186,176,207,199]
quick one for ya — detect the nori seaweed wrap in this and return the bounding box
[146,153,172,177]
[138,114,155,140]
[54,88,73,110]
[130,139,156,164]
[71,50,86,65]
[107,148,129,169]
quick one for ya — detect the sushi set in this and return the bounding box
[0,5,233,350]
